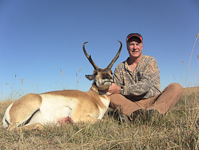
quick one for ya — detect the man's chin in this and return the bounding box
[131,53,142,58]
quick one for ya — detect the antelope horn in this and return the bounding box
[83,42,98,70]
[107,40,122,69]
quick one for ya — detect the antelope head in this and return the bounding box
[83,41,122,91]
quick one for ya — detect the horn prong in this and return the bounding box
[83,42,98,70]
[107,40,122,69]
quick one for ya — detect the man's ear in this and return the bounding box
[85,74,95,81]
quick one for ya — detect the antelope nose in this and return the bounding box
[102,74,112,79]
[108,75,112,79]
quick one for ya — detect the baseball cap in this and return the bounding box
[126,33,143,43]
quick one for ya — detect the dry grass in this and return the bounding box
[183,87,199,96]
[0,89,199,149]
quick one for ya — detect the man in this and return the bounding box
[108,33,183,122]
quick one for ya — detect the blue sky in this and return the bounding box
[0,0,199,100]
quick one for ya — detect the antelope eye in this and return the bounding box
[94,72,98,76]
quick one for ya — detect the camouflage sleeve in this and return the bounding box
[123,59,160,97]
[113,63,124,87]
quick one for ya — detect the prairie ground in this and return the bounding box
[0,88,198,149]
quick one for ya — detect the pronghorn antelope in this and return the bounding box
[2,41,122,131]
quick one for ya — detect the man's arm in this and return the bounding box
[123,59,160,96]
[110,59,160,97]
[107,63,124,95]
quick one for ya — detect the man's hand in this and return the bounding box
[107,83,121,96]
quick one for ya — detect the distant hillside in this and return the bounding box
[183,87,199,95]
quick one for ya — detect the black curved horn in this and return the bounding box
[107,40,122,69]
[83,42,99,70]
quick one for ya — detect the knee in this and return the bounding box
[168,83,183,94]
[109,94,123,110]
[110,94,120,102]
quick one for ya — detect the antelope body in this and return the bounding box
[2,41,122,131]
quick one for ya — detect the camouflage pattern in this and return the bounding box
[113,55,161,100]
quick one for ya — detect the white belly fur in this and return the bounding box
[97,96,110,119]
[28,94,79,125]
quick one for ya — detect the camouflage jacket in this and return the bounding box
[113,55,161,100]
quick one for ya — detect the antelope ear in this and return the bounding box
[85,75,95,81]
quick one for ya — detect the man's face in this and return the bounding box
[127,37,143,58]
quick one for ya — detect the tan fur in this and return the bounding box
[8,123,44,131]
[43,88,106,110]
[3,40,122,131]
[10,93,42,124]
[3,83,110,131]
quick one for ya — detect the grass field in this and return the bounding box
[0,87,198,149]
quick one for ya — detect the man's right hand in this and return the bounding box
[107,83,121,96]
